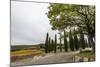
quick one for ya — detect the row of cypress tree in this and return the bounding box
[45,33,57,53]
[45,30,91,53]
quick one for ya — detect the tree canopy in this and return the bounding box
[47,3,95,37]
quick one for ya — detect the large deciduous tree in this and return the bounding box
[47,3,95,52]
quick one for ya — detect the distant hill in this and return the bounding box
[11,44,45,51]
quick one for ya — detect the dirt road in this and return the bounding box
[11,51,79,67]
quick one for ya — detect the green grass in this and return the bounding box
[77,50,95,58]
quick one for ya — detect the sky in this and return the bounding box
[11,1,58,45]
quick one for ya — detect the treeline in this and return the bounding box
[45,30,91,53]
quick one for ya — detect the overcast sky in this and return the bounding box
[11,1,58,45]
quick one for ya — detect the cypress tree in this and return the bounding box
[52,40,54,51]
[84,39,88,48]
[87,36,92,48]
[48,37,51,52]
[80,34,86,49]
[54,34,57,53]
[78,38,81,49]
[59,32,62,52]
[45,33,49,53]
[64,30,68,52]
[69,30,74,51]
[74,35,79,50]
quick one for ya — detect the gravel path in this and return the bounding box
[11,51,79,67]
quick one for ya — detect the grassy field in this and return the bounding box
[11,45,45,62]
[11,49,44,56]
[11,45,41,51]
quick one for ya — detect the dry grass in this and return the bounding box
[11,49,45,62]
[11,49,44,56]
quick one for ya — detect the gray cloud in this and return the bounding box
[11,1,58,45]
